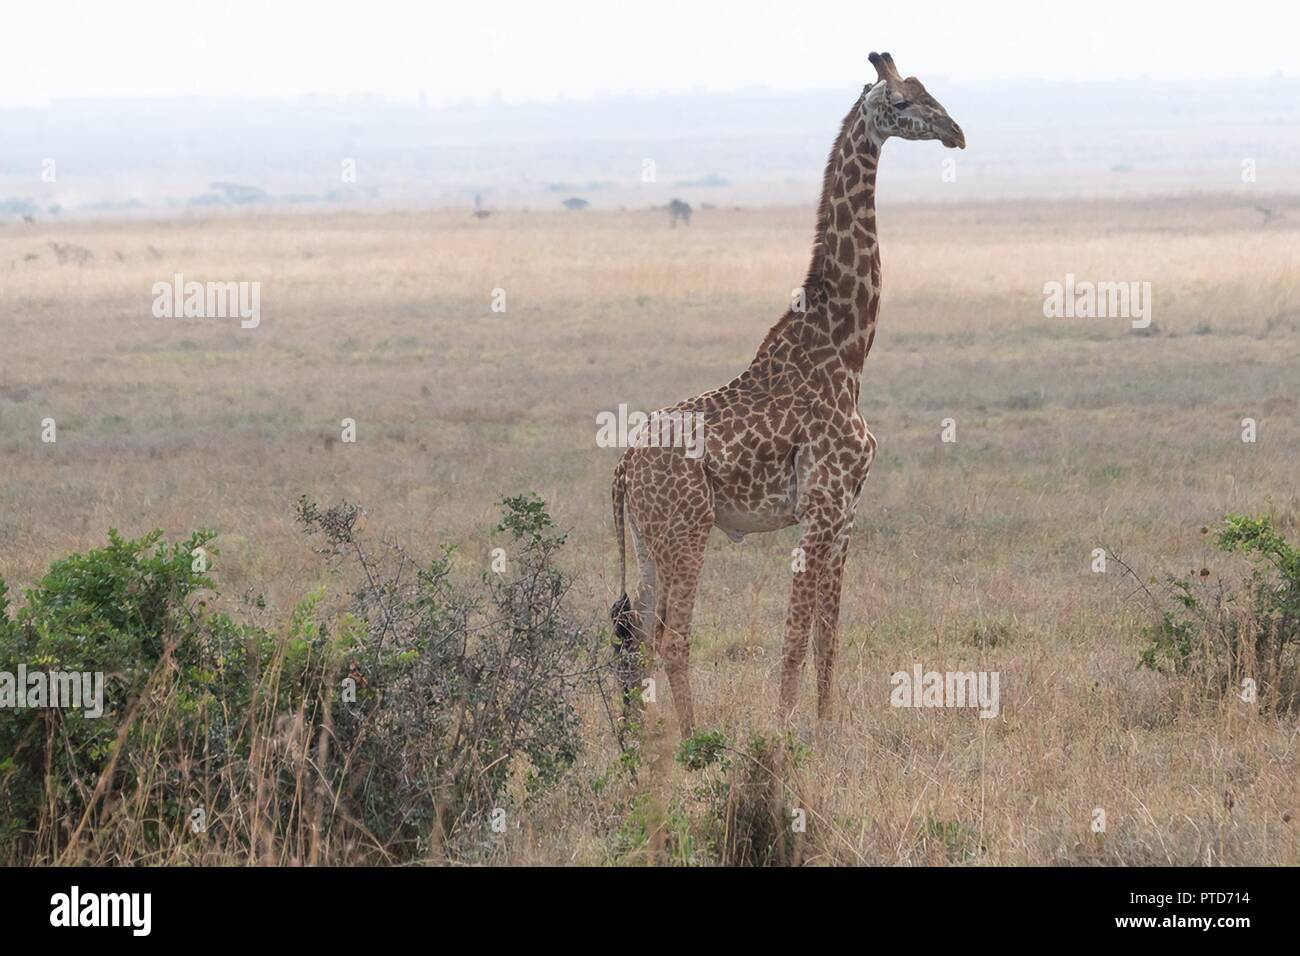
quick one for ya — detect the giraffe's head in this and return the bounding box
[864,51,965,149]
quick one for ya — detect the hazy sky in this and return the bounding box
[5,0,1297,107]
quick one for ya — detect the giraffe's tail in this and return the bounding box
[611,459,629,602]
[610,461,637,702]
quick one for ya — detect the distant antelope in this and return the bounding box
[48,241,93,266]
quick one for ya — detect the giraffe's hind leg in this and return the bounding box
[654,522,710,736]
[624,449,713,738]
[630,516,658,653]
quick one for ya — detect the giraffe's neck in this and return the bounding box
[753,97,883,387]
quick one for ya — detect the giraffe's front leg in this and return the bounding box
[813,527,851,721]
[812,442,871,722]
[778,521,837,721]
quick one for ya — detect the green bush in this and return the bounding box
[613,793,702,866]
[0,495,611,864]
[1134,514,1300,712]
[916,814,982,863]
[692,732,808,866]
[0,528,288,859]
[675,728,730,771]
[715,733,803,866]
[299,492,601,855]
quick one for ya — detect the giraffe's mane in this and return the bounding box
[805,93,866,288]
[752,91,867,362]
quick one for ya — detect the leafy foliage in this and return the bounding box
[916,814,982,863]
[1132,514,1300,711]
[675,728,730,771]
[0,495,611,864]
[296,493,602,854]
[0,527,270,858]
[611,730,811,867]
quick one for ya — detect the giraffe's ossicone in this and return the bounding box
[611,52,966,736]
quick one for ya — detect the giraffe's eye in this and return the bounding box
[893,100,911,110]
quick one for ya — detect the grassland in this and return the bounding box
[1,194,1298,864]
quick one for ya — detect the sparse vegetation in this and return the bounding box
[1,201,1298,864]
[1128,514,1300,713]
[0,496,616,864]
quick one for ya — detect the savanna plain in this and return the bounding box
[1,194,1298,864]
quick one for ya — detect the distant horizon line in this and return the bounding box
[9,189,1300,226]
[3,73,1298,111]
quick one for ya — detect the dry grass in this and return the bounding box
[2,194,1299,864]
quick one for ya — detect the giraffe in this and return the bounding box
[610,52,965,735]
